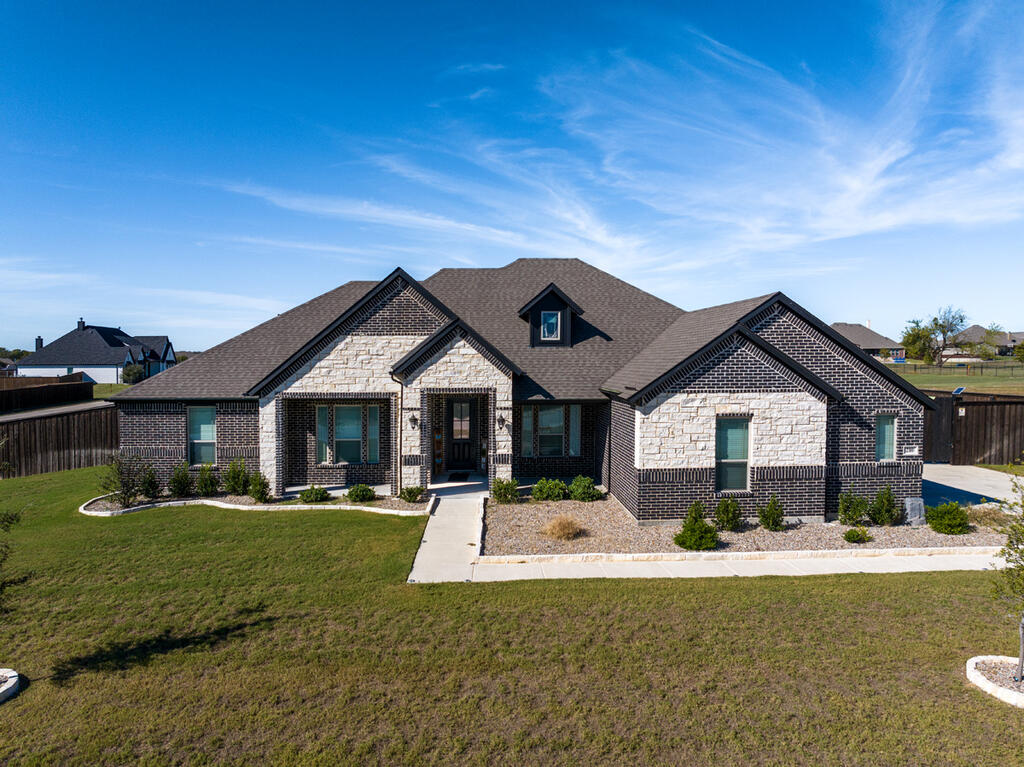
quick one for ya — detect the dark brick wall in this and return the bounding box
[511,401,599,479]
[282,397,392,487]
[594,401,610,487]
[118,400,258,484]
[608,398,639,515]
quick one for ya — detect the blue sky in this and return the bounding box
[3,1,1024,350]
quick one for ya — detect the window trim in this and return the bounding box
[715,417,750,493]
[537,404,565,457]
[875,413,896,462]
[539,310,561,341]
[187,405,217,467]
[333,404,363,465]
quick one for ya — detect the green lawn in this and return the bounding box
[892,371,1024,396]
[978,463,1024,477]
[92,383,130,399]
[2,469,1024,765]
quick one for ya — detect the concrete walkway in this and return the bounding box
[407,496,482,583]
[923,463,1018,505]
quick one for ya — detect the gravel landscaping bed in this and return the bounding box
[976,660,1024,692]
[84,493,427,513]
[483,496,1006,555]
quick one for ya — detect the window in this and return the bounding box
[452,402,470,440]
[875,414,895,461]
[188,406,216,465]
[569,405,581,457]
[66,366,73,375]
[521,406,534,457]
[540,310,561,341]
[367,405,380,464]
[316,406,330,463]
[538,405,564,457]
[334,405,362,463]
[715,418,749,491]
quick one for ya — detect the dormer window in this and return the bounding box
[540,311,561,341]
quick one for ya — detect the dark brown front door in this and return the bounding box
[447,400,473,470]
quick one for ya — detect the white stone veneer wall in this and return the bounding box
[634,391,827,470]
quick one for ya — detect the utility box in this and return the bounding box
[905,497,926,526]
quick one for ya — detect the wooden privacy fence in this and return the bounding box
[0,372,84,390]
[0,403,118,478]
[922,390,1024,465]
[0,381,95,414]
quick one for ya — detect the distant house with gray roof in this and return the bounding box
[16,319,176,383]
[829,323,904,361]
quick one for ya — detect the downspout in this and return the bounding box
[391,372,404,495]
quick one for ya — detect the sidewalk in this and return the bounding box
[923,464,1018,505]
[407,496,482,583]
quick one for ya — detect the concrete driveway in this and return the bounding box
[922,464,1019,506]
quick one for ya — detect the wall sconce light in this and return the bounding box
[496,414,506,429]
[409,413,419,429]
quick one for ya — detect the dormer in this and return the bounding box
[517,283,584,348]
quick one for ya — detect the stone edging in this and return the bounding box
[965,655,1024,708]
[474,545,1003,565]
[78,493,437,518]
[0,668,20,704]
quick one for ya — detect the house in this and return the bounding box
[113,259,932,522]
[954,324,1024,356]
[0,358,15,377]
[830,323,905,361]
[16,319,177,384]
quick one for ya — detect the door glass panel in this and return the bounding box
[452,402,470,440]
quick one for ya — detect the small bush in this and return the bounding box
[926,501,970,535]
[844,526,873,544]
[568,475,601,502]
[674,501,719,550]
[247,471,271,503]
[714,497,743,532]
[168,462,195,498]
[299,485,331,503]
[196,463,219,497]
[491,477,520,504]
[532,477,568,502]
[222,459,249,496]
[868,484,904,526]
[347,484,375,503]
[757,494,785,531]
[838,488,869,526]
[541,514,584,540]
[399,485,425,503]
[139,465,160,500]
[100,455,144,508]
[121,363,145,384]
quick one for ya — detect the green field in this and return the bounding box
[887,366,1024,396]
[92,383,130,399]
[2,468,1024,765]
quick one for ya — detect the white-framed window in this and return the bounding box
[334,405,362,463]
[188,406,217,465]
[367,405,380,464]
[875,414,896,461]
[316,406,330,463]
[540,310,561,341]
[521,406,534,457]
[568,404,581,457]
[538,405,564,457]
[715,417,749,491]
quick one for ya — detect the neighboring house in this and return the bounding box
[954,324,1024,356]
[113,259,932,522]
[830,323,905,361]
[17,319,177,384]
[0,358,15,377]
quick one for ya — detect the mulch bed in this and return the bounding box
[976,659,1024,692]
[482,496,1006,556]
[84,493,428,513]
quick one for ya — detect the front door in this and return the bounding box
[447,400,473,470]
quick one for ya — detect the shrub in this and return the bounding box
[844,526,873,544]
[399,485,425,503]
[714,497,743,532]
[541,514,584,540]
[868,484,904,526]
[926,501,970,535]
[568,475,601,502]
[532,477,568,502]
[196,463,219,497]
[299,484,330,503]
[838,487,869,526]
[491,477,520,504]
[222,459,249,496]
[169,462,195,497]
[757,494,785,531]
[100,454,144,508]
[121,363,145,384]
[139,465,160,500]
[674,502,719,550]
[247,471,271,503]
[347,484,375,503]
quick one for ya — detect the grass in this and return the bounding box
[3,468,1024,764]
[92,383,130,399]
[892,371,1024,396]
[978,463,1024,477]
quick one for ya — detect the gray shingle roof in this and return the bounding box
[422,258,685,399]
[954,324,1024,346]
[17,325,161,367]
[830,323,902,351]
[114,281,375,399]
[601,294,777,395]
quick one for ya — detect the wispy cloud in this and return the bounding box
[447,62,506,75]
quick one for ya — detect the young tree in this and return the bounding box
[901,319,937,364]
[901,308,968,367]
[994,471,1024,680]
[1015,344,1024,365]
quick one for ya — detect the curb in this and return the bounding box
[79,493,435,518]
[474,545,1003,565]
[966,655,1024,708]
[0,669,20,705]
